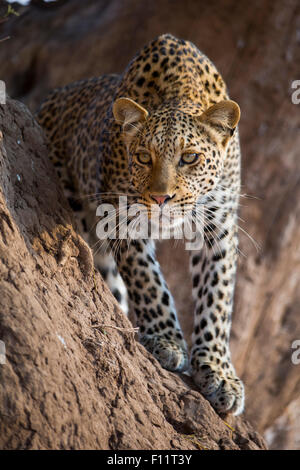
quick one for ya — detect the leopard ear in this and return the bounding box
[199,100,240,146]
[113,97,148,135]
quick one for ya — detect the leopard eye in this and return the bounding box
[180,152,202,166]
[136,152,151,165]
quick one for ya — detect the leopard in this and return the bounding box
[37,34,244,415]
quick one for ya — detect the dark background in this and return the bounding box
[1,0,300,449]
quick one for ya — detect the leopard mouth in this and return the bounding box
[124,200,197,239]
[150,209,186,234]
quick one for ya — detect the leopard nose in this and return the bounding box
[150,194,173,206]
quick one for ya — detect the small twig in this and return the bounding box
[5,5,20,17]
[223,420,236,440]
[82,337,103,347]
[223,420,236,433]
[92,324,139,334]
[184,434,208,450]
[0,36,10,43]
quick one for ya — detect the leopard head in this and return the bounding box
[113,97,240,229]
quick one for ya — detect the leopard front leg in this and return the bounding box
[115,239,188,372]
[190,220,244,415]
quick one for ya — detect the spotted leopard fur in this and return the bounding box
[37,34,244,415]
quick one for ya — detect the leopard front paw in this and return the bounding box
[140,334,188,372]
[191,362,245,415]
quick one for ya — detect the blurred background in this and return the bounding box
[1,0,300,449]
